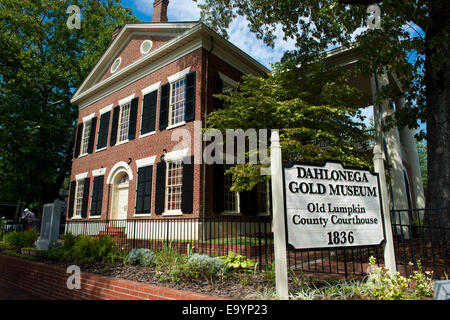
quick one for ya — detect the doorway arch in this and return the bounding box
[107,161,133,220]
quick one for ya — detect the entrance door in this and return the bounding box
[111,173,129,220]
[116,187,129,220]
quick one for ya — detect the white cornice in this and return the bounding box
[71,23,271,109]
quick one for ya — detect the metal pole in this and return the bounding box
[270,130,289,300]
[373,144,397,274]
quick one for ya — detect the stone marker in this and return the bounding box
[35,200,63,250]
[434,280,450,300]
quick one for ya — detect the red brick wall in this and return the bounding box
[70,46,248,222]
[98,34,174,83]
[0,254,226,300]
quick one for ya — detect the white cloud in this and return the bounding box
[131,0,296,68]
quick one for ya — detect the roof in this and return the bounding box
[71,22,270,108]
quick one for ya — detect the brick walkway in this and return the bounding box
[0,281,46,300]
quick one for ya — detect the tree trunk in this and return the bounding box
[424,1,450,231]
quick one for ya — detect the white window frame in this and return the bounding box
[79,113,95,157]
[162,148,188,216]
[72,172,88,219]
[166,67,191,129]
[115,94,135,146]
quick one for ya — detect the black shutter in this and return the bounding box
[181,156,194,214]
[184,72,196,122]
[68,181,76,219]
[128,97,139,140]
[90,175,104,216]
[159,83,170,130]
[136,165,153,214]
[154,160,166,214]
[141,90,158,135]
[110,106,120,146]
[81,177,90,218]
[87,117,97,154]
[240,188,258,216]
[74,123,83,158]
[213,74,224,110]
[213,164,224,213]
[96,111,110,150]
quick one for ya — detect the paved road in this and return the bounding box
[0,282,46,300]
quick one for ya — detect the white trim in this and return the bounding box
[95,147,107,153]
[166,121,186,131]
[75,172,88,180]
[133,213,152,217]
[82,112,95,123]
[115,138,129,147]
[218,72,238,89]
[106,161,133,184]
[136,156,156,168]
[76,38,202,109]
[73,22,198,99]
[164,147,188,161]
[88,215,102,219]
[167,67,191,83]
[71,24,270,106]
[92,168,106,177]
[141,81,161,96]
[110,57,122,73]
[162,210,183,216]
[139,131,156,139]
[118,93,135,106]
[140,40,153,54]
[99,104,113,115]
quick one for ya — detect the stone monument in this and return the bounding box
[35,200,63,250]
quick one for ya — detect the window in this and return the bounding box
[111,57,121,73]
[165,160,183,212]
[74,179,85,218]
[223,167,238,212]
[140,40,153,54]
[80,119,92,155]
[117,102,131,143]
[169,78,186,126]
[257,181,269,215]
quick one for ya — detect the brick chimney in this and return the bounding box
[112,26,122,41]
[152,0,169,22]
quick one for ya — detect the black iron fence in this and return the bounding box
[65,216,274,268]
[390,207,449,278]
[3,206,448,278]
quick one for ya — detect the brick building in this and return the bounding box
[67,0,270,234]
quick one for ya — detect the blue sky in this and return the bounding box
[120,0,296,69]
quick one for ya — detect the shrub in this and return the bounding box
[364,256,434,300]
[3,229,39,249]
[46,234,118,264]
[63,232,76,250]
[126,248,156,267]
[172,253,226,283]
[218,251,257,272]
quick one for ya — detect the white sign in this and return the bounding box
[284,161,385,249]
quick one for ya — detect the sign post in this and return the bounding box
[270,130,289,300]
[372,144,397,274]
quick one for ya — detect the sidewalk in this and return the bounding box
[0,281,46,300]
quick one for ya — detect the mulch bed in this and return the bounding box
[32,257,277,300]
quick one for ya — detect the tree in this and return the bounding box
[0,0,140,208]
[207,59,371,192]
[197,0,450,211]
